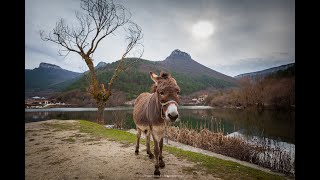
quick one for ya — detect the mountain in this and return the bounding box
[161,49,236,83]
[38,62,62,70]
[25,62,82,98]
[234,63,295,80]
[60,49,237,102]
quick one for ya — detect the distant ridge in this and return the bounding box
[25,62,82,98]
[234,63,295,79]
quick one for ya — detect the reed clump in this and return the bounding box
[167,123,294,176]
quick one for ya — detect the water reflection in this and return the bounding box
[177,108,295,144]
[25,107,295,144]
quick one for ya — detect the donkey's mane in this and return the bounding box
[150,84,157,93]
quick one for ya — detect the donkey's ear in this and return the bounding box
[149,71,159,84]
[160,71,170,79]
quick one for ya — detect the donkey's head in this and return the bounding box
[150,71,181,122]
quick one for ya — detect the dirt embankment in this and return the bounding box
[25,120,218,180]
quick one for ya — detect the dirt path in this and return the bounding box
[25,120,219,180]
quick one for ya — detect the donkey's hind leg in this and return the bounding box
[146,130,154,159]
[135,128,142,155]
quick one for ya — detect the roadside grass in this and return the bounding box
[40,120,287,179]
[165,146,285,180]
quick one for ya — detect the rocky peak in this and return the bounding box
[95,61,108,69]
[39,62,62,70]
[165,49,192,61]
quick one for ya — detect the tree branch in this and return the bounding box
[105,22,143,95]
[40,0,144,105]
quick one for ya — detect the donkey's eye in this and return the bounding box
[159,91,164,95]
[177,91,180,95]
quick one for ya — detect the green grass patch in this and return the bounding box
[79,120,142,144]
[43,122,78,131]
[165,146,285,180]
[77,120,285,180]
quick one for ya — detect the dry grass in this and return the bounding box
[167,125,294,175]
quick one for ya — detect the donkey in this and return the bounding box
[133,71,181,176]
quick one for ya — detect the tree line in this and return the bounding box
[205,67,295,109]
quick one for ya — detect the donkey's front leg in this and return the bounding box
[159,137,165,168]
[135,128,141,155]
[152,134,161,176]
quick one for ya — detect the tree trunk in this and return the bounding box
[83,55,98,98]
[96,102,106,124]
[82,55,104,124]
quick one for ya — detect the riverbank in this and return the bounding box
[25,120,290,179]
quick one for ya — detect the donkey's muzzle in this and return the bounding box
[168,113,179,122]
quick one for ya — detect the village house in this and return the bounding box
[198,95,208,102]
[189,94,208,105]
[25,97,64,108]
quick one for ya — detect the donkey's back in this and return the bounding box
[133,92,152,126]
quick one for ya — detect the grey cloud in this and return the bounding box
[26,0,295,76]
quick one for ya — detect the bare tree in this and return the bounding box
[40,0,143,124]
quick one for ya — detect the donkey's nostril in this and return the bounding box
[168,113,178,121]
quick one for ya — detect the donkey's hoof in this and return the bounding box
[159,160,165,168]
[154,169,160,176]
[148,153,154,159]
[135,150,139,155]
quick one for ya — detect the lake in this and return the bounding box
[25,106,295,145]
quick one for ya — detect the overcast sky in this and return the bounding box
[25,0,295,77]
